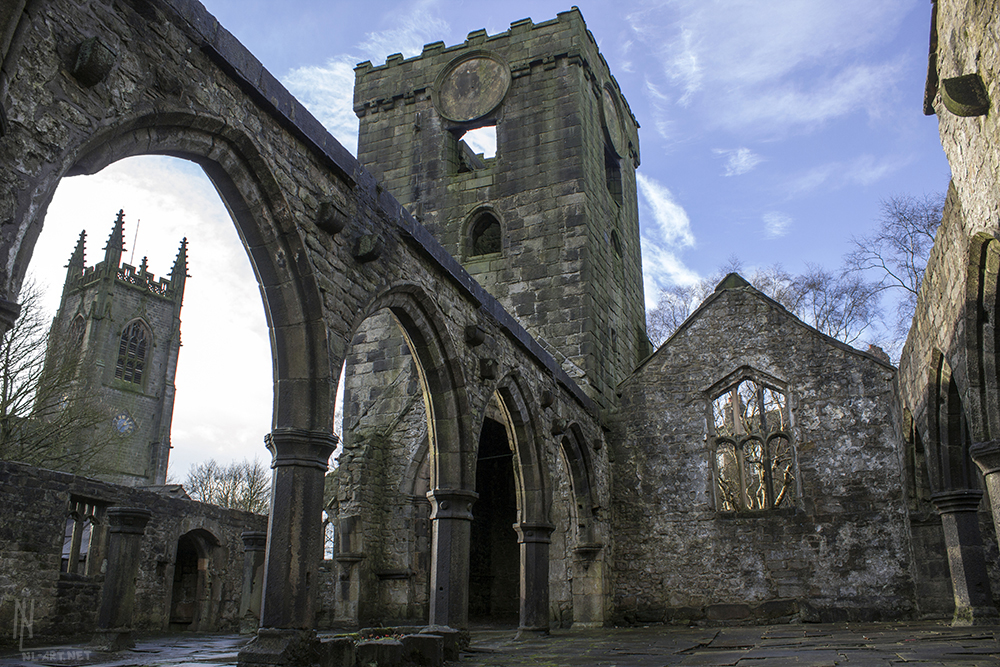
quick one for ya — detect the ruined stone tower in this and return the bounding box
[354,8,648,406]
[49,209,187,486]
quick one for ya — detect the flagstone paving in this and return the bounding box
[0,622,996,666]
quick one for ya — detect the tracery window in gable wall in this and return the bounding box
[711,378,795,511]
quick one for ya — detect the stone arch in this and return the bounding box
[483,373,553,632]
[966,232,1000,442]
[356,284,473,490]
[10,113,334,432]
[560,422,599,547]
[491,373,550,525]
[929,351,976,492]
[168,527,221,633]
[560,422,605,627]
[465,206,503,258]
[352,284,473,628]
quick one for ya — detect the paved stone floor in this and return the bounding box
[0,622,997,666]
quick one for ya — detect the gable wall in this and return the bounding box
[612,288,920,623]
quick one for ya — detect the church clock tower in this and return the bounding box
[48,209,187,486]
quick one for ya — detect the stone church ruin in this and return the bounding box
[1,0,999,664]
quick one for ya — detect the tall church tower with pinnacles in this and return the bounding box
[48,209,187,486]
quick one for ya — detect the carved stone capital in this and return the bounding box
[514,522,555,544]
[241,531,267,552]
[426,488,477,521]
[931,489,985,515]
[265,428,338,470]
[970,440,1000,476]
[106,507,152,534]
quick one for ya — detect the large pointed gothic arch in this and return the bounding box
[490,372,553,633]
[9,113,335,433]
[352,284,475,628]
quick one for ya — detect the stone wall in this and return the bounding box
[612,282,919,623]
[895,0,1000,623]
[0,460,265,645]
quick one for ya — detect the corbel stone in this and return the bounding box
[941,74,990,117]
[72,36,117,87]
[540,390,555,409]
[480,358,497,380]
[353,233,381,262]
[316,200,349,236]
[550,418,566,436]
[464,324,486,346]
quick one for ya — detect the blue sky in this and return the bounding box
[32,0,951,476]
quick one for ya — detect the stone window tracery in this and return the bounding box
[115,320,149,385]
[61,497,106,576]
[711,378,794,511]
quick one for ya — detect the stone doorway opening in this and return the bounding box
[470,416,519,623]
[169,529,217,631]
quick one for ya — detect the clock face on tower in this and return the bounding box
[434,52,511,123]
[113,412,136,436]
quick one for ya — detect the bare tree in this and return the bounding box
[186,457,271,514]
[845,193,944,339]
[0,278,112,473]
[646,261,881,348]
[789,266,882,345]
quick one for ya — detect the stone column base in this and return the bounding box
[238,628,319,666]
[952,605,1000,627]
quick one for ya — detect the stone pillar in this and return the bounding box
[970,440,1000,548]
[931,490,999,625]
[515,522,554,636]
[238,429,337,667]
[571,544,605,628]
[239,531,267,634]
[93,507,151,651]
[426,488,477,630]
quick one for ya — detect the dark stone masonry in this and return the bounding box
[1,0,999,665]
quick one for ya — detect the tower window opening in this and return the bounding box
[115,320,149,385]
[456,125,497,173]
[470,213,502,257]
[605,145,623,206]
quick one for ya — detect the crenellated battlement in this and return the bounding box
[352,7,638,147]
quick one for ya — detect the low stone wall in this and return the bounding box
[0,460,266,645]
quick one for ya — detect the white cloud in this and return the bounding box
[629,0,912,135]
[357,5,449,62]
[636,173,695,248]
[786,153,906,194]
[763,212,793,238]
[640,238,701,308]
[636,173,699,305]
[283,56,360,155]
[715,147,763,176]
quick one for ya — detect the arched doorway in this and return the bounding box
[469,414,519,622]
[169,529,219,632]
